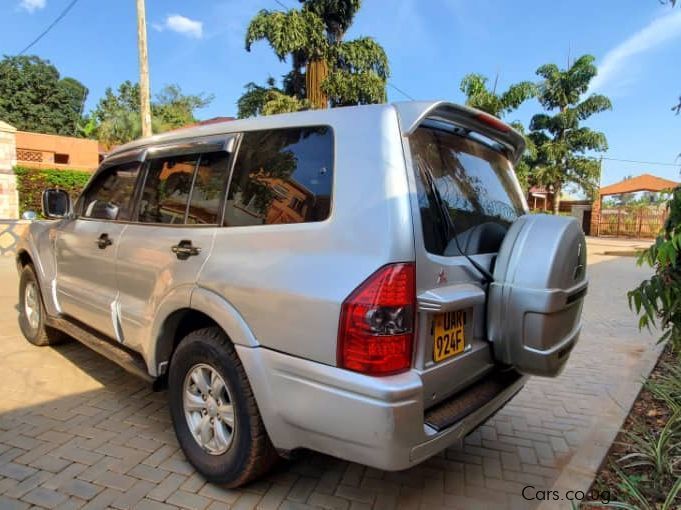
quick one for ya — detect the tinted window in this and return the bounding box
[224,127,332,227]
[187,152,230,225]
[81,162,141,221]
[410,127,525,256]
[138,155,198,224]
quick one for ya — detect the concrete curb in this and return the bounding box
[538,340,665,509]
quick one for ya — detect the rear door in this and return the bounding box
[405,122,527,408]
[115,138,235,354]
[55,157,142,338]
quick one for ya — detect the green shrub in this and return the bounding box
[13,166,92,216]
[629,186,681,353]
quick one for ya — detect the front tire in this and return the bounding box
[18,265,65,346]
[168,327,278,486]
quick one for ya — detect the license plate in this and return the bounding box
[432,310,467,362]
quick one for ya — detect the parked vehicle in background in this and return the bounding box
[15,101,588,486]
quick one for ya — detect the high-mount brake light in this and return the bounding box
[475,112,511,133]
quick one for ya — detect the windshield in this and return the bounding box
[410,126,526,256]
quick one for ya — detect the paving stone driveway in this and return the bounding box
[0,246,661,510]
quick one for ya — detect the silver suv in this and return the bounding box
[16,101,587,486]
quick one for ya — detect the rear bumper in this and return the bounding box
[236,345,527,471]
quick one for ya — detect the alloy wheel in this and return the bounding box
[183,363,236,455]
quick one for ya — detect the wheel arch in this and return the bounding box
[16,249,33,271]
[151,287,259,377]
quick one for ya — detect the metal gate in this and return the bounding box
[598,207,667,238]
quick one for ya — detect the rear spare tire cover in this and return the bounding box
[487,214,587,377]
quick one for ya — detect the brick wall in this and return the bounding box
[15,130,99,171]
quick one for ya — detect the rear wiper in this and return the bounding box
[418,162,494,284]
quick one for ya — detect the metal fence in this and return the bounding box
[598,207,667,238]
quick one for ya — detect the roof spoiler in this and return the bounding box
[394,101,527,164]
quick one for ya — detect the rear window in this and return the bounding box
[410,126,525,256]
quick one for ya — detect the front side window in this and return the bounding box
[410,126,525,256]
[224,127,333,227]
[138,155,198,224]
[81,162,141,221]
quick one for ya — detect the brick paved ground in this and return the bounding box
[0,246,661,510]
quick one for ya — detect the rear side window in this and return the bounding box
[410,126,525,256]
[224,126,333,227]
[81,162,141,221]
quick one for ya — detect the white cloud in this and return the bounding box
[156,14,203,39]
[19,0,46,13]
[590,9,681,93]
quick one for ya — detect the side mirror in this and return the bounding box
[42,189,71,219]
[21,210,38,221]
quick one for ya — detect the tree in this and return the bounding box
[240,0,388,117]
[301,0,360,41]
[511,123,537,192]
[93,81,141,124]
[93,81,146,147]
[460,73,536,118]
[92,81,212,147]
[237,78,310,118]
[527,55,612,213]
[0,55,88,136]
[153,84,213,128]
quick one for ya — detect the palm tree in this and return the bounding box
[459,73,536,118]
[300,0,360,42]
[528,55,612,213]
[241,0,388,115]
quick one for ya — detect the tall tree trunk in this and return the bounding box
[306,58,329,109]
[553,182,561,214]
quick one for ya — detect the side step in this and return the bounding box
[47,316,154,383]
[424,370,522,432]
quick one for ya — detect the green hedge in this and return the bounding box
[13,166,92,216]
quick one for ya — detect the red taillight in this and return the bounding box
[475,112,510,133]
[337,263,416,376]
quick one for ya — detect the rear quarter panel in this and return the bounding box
[198,106,415,365]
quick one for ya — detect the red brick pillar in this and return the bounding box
[590,192,601,237]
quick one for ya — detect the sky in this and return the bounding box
[1,0,680,188]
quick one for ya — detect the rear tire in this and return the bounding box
[168,327,278,486]
[18,265,65,346]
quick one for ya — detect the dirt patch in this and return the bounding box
[601,250,643,257]
[584,344,678,508]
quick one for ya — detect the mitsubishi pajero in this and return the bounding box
[16,101,587,486]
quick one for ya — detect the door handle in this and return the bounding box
[171,240,201,260]
[96,233,113,249]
